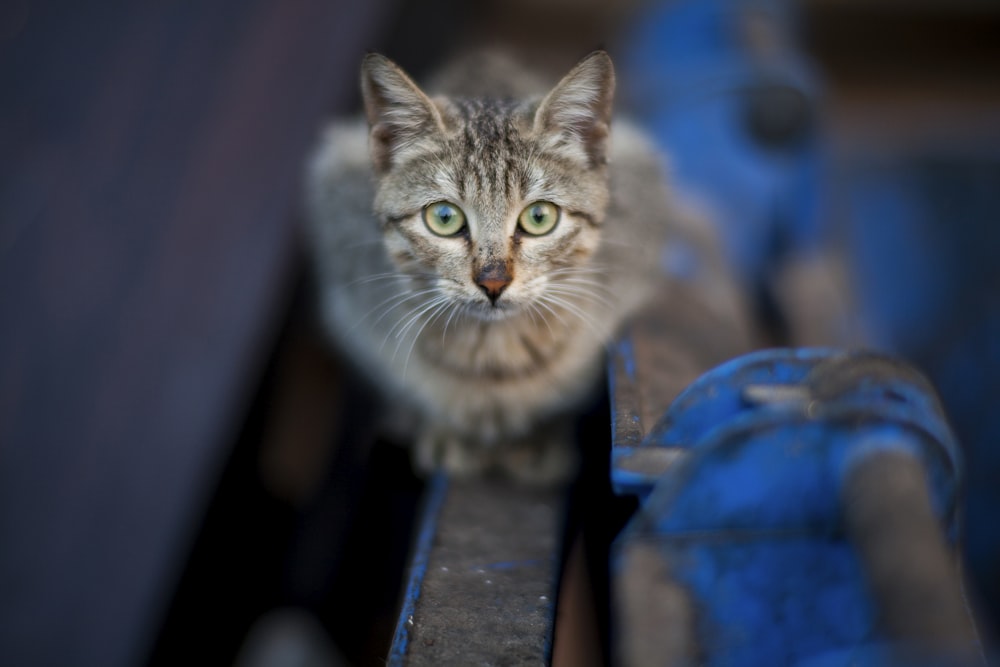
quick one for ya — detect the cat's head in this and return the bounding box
[360,51,615,320]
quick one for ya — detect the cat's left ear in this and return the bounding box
[533,50,615,168]
[361,53,445,174]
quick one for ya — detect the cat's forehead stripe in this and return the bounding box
[449,97,528,203]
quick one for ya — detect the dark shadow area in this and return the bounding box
[148,273,427,666]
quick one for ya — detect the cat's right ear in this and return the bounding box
[361,54,444,174]
[533,50,615,169]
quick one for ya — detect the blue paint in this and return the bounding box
[839,154,1000,617]
[387,472,449,666]
[614,0,1000,650]
[844,163,959,352]
[672,540,875,666]
[611,446,664,497]
[646,347,834,450]
[612,348,966,665]
[617,335,637,383]
[613,348,961,504]
[618,0,823,286]
[640,416,957,536]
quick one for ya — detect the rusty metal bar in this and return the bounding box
[388,476,564,665]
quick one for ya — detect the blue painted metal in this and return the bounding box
[612,348,972,666]
[618,0,1000,635]
[618,0,823,286]
[612,348,959,503]
[838,154,1000,620]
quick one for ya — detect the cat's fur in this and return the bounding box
[304,51,674,483]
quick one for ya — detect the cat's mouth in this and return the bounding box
[468,298,518,321]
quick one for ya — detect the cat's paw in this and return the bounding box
[495,430,578,486]
[413,429,488,478]
[413,422,578,486]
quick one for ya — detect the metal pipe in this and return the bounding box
[842,447,983,664]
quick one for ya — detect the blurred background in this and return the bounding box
[1,0,998,665]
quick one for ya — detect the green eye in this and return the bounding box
[423,201,466,236]
[518,201,560,236]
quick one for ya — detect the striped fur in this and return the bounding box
[305,51,672,482]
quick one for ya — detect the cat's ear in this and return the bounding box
[361,53,444,174]
[533,50,615,168]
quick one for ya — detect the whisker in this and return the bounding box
[524,301,556,338]
[391,294,451,342]
[543,269,613,287]
[545,285,615,310]
[402,297,454,377]
[540,293,607,341]
[391,295,450,366]
[548,272,611,287]
[548,277,616,299]
[442,300,469,340]
[381,294,447,356]
[360,285,435,310]
[363,287,441,330]
[347,272,409,287]
[534,297,572,332]
[547,264,620,278]
[349,292,420,335]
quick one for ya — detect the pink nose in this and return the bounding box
[475,263,512,304]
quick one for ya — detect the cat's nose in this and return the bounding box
[475,262,512,304]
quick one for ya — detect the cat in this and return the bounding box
[303,50,678,483]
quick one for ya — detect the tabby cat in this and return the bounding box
[304,50,675,483]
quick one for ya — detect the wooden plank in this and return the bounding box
[0,2,389,665]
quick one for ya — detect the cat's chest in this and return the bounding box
[404,309,605,435]
[418,316,570,382]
